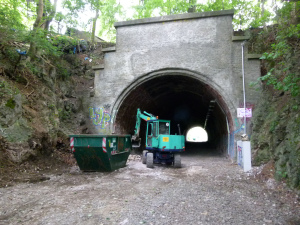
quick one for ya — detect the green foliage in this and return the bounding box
[0,0,284,47]
[97,0,122,42]
[61,0,86,31]
[5,98,16,109]
[258,3,300,96]
[55,12,65,22]
[196,0,237,12]
[269,119,279,132]
[54,12,65,33]
[130,0,274,30]
[50,34,78,54]
[0,81,4,89]
[58,108,71,121]
[292,105,298,111]
[25,61,41,77]
[48,104,56,109]
[0,80,17,99]
[26,29,63,57]
[56,64,71,80]
[0,0,73,64]
[132,0,190,19]
[275,169,288,180]
[0,26,28,66]
[61,0,122,42]
[0,45,20,64]
[63,0,86,13]
[0,0,26,29]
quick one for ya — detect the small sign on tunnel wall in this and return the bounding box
[237,108,252,118]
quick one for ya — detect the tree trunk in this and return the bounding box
[291,2,299,24]
[188,0,196,13]
[57,21,60,34]
[43,0,57,32]
[91,8,99,46]
[33,0,44,31]
[28,0,44,57]
[261,0,266,29]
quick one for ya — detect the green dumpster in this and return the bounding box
[69,134,131,172]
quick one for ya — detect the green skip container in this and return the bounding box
[69,134,131,172]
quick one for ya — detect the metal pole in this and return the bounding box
[241,41,246,134]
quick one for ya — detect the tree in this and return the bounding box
[28,0,58,57]
[62,0,121,42]
[130,0,276,30]
[132,0,190,19]
[41,0,58,31]
[97,0,122,41]
[85,0,121,43]
[0,0,27,46]
[0,0,26,29]
[188,0,196,13]
[89,0,101,45]
[54,12,65,34]
[0,0,28,66]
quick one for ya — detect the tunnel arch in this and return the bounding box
[111,68,234,155]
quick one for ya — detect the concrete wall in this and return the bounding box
[92,10,261,136]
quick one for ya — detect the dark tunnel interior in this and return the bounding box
[115,74,230,155]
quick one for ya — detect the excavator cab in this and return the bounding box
[146,120,170,148]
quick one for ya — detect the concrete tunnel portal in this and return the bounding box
[113,71,232,155]
[92,10,261,158]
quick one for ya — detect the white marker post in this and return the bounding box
[237,140,252,172]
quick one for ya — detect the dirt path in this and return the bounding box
[0,153,299,225]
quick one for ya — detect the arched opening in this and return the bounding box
[113,70,233,156]
[186,126,208,142]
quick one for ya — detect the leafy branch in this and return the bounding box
[258,8,300,97]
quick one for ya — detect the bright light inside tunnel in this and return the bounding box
[186,126,208,142]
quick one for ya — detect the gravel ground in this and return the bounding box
[0,152,299,225]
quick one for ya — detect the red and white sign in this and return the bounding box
[237,108,252,118]
[102,138,107,153]
[70,137,75,152]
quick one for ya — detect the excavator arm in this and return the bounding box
[132,108,158,147]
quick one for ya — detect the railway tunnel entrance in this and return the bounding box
[113,71,232,155]
[91,10,261,159]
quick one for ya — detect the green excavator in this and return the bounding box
[132,108,185,168]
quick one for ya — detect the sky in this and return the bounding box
[118,0,137,20]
